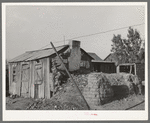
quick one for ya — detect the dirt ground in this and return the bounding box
[6,73,145,110]
[6,83,145,110]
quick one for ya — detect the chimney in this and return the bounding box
[68,40,81,71]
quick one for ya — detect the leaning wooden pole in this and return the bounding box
[50,42,90,110]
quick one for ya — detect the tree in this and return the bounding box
[111,27,144,65]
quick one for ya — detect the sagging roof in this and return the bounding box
[9,45,69,63]
[87,52,103,61]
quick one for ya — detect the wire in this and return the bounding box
[39,23,145,50]
[70,23,145,39]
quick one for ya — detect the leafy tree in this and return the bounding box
[111,27,144,65]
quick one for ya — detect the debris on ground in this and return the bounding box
[6,72,145,110]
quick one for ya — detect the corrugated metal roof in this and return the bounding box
[9,45,69,63]
[88,52,103,61]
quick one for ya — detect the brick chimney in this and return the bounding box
[68,40,81,71]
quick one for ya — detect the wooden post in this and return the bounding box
[117,65,120,73]
[134,63,137,75]
[50,42,90,110]
[130,65,132,74]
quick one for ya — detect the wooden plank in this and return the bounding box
[43,59,45,98]
[30,61,35,98]
[46,58,50,99]
[34,84,38,99]
[44,58,50,99]
[17,63,22,96]
[10,63,16,95]
[14,63,18,95]
[21,81,28,97]
[29,61,32,98]
[38,59,44,98]
[44,58,47,98]
[8,63,11,94]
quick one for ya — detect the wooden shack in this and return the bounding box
[8,40,93,99]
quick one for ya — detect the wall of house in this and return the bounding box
[93,62,116,73]
[30,58,51,99]
[9,57,52,99]
[9,62,22,96]
[80,50,92,71]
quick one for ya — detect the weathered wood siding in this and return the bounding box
[44,58,50,99]
[93,63,116,73]
[16,62,21,96]
[30,61,35,98]
[80,50,93,70]
[8,63,12,94]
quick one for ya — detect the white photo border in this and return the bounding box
[2,2,148,121]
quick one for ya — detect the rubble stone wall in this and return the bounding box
[83,72,141,106]
[83,73,114,106]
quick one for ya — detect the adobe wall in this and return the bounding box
[83,73,114,106]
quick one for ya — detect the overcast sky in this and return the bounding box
[5,4,145,60]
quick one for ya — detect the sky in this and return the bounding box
[5,4,145,61]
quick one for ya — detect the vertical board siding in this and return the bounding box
[38,59,44,98]
[9,63,16,95]
[8,63,12,94]
[43,58,46,98]
[46,58,50,98]
[44,58,50,99]
[29,61,32,98]
[30,61,35,98]
[17,62,21,96]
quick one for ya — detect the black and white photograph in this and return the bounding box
[2,2,148,121]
